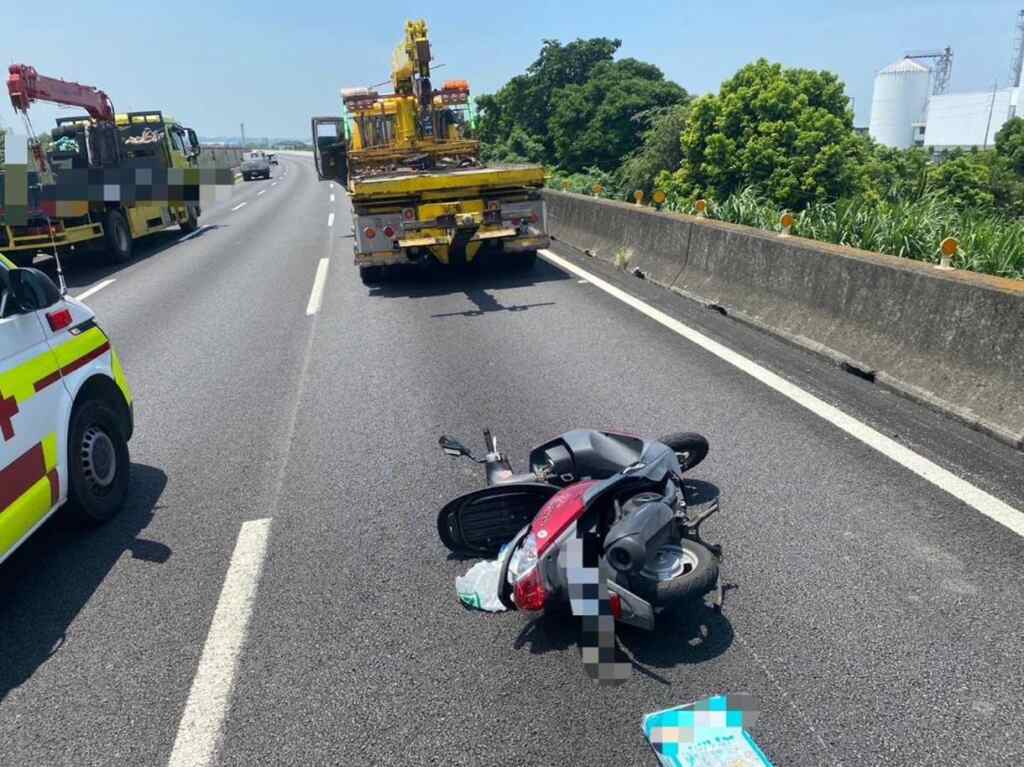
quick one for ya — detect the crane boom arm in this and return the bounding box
[6,64,115,121]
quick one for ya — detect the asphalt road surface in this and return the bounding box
[2,154,1023,766]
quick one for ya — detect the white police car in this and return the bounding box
[0,254,133,564]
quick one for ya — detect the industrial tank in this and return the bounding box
[868,58,931,149]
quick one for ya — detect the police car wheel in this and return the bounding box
[67,400,130,525]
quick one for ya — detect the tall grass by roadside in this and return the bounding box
[665,188,1024,280]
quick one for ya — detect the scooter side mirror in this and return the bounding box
[439,435,474,459]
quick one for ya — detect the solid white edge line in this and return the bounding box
[167,518,272,767]
[327,212,335,228]
[178,224,212,243]
[231,202,247,211]
[74,278,115,301]
[306,258,330,316]
[538,249,1024,538]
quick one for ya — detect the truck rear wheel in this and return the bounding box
[179,205,199,234]
[104,210,133,264]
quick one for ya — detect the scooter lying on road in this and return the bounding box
[437,429,723,631]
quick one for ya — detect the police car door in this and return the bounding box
[0,264,68,563]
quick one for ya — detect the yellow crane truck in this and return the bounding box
[2,65,202,266]
[312,20,549,285]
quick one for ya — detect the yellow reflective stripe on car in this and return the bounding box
[0,327,110,409]
[0,435,59,556]
[0,348,61,404]
[110,346,133,406]
[0,253,14,268]
[51,327,108,368]
[42,432,58,472]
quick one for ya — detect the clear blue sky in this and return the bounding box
[2,0,1020,140]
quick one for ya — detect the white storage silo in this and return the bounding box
[869,58,931,149]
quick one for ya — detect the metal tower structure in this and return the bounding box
[904,47,954,95]
[1011,10,1024,88]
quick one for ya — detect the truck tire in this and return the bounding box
[66,399,131,525]
[360,266,384,286]
[179,205,199,234]
[104,209,133,264]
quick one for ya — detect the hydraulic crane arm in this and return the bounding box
[392,20,432,108]
[6,64,115,122]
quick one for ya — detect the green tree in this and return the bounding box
[548,59,688,172]
[665,59,859,209]
[995,116,1024,176]
[927,149,995,211]
[616,103,690,196]
[476,37,621,163]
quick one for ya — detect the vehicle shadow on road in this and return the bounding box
[619,605,735,675]
[512,604,734,683]
[0,463,169,702]
[368,259,571,303]
[27,224,229,293]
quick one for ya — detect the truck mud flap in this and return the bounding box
[437,483,558,557]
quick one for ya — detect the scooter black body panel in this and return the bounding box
[437,483,559,557]
[528,430,647,483]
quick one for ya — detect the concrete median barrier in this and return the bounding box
[543,189,1024,449]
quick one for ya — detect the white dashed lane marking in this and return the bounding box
[305,258,330,316]
[74,279,116,301]
[167,518,273,767]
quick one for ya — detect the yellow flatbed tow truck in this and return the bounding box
[312,20,549,285]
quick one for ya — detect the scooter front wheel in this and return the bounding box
[658,432,709,472]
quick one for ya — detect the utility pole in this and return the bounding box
[1010,10,1024,88]
[983,81,998,149]
[240,122,246,148]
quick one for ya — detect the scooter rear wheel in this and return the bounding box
[631,538,718,608]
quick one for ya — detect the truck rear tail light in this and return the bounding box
[364,227,377,239]
[383,225,395,239]
[46,308,72,332]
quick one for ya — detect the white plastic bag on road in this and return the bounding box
[455,544,511,612]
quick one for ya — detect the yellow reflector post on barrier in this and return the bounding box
[939,237,958,269]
